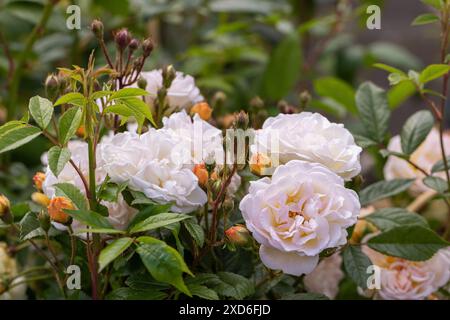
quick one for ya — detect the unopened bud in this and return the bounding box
[38,210,51,232]
[212,91,226,107]
[250,96,264,109]
[233,111,249,130]
[33,172,46,191]
[76,125,85,138]
[91,19,104,38]
[32,192,50,207]
[142,38,154,57]
[193,163,209,188]
[162,65,176,88]
[190,102,212,121]
[137,76,148,90]
[114,28,131,49]
[47,197,74,225]
[299,90,311,109]
[249,153,272,176]
[129,38,139,51]
[225,225,251,246]
[45,74,60,101]
[278,100,296,114]
[0,195,11,218]
[222,198,234,212]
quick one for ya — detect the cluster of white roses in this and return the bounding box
[240,112,362,276]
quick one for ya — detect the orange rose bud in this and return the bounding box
[31,192,51,207]
[47,197,74,225]
[249,153,272,176]
[76,125,85,138]
[0,194,11,218]
[193,163,209,187]
[33,172,46,191]
[225,225,251,246]
[190,102,212,121]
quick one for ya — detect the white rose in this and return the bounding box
[161,110,224,167]
[239,160,360,276]
[251,112,362,180]
[99,129,207,213]
[129,70,203,112]
[384,128,450,193]
[42,141,137,232]
[0,242,26,300]
[304,253,344,299]
[362,246,450,300]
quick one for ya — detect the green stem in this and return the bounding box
[7,0,58,120]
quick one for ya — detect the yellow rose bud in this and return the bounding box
[47,197,74,225]
[0,195,11,218]
[32,172,46,191]
[190,102,212,121]
[249,153,272,176]
[193,163,209,187]
[31,192,50,207]
[225,225,251,246]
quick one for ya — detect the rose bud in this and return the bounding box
[299,90,311,109]
[190,102,212,121]
[114,28,131,49]
[0,195,13,224]
[277,100,296,114]
[233,111,249,130]
[129,38,139,51]
[225,225,251,246]
[142,38,154,57]
[44,73,60,100]
[193,163,209,188]
[222,198,234,212]
[31,192,50,207]
[249,153,272,176]
[91,19,104,39]
[47,197,74,225]
[249,96,264,109]
[76,125,85,138]
[162,65,176,88]
[38,210,51,232]
[137,76,148,90]
[33,172,46,191]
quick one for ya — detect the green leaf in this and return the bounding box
[196,272,254,300]
[186,283,219,300]
[54,183,88,211]
[388,81,416,109]
[355,82,390,144]
[352,133,378,149]
[54,92,85,107]
[19,212,44,241]
[419,64,450,84]
[421,0,444,9]
[342,245,372,289]
[65,210,114,229]
[400,110,434,155]
[74,228,125,235]
[412,13,440,26]
[99,237,134,272]
[373,63,406,75]
[47,146,71,177]
[98,181,127,203]
[261,32,302,100]
[359,179,415,206]
[364,208,429,231]
[28,96,53,129]
[136,236,193,296]
[125,273,170,291]
[128,202,173,228]
[0,121,41,155]
[423,176,448,193]
[106,287,167,300]
[58,107,82,145]
[314,77,357,114]
[367,225,449,261]
[119,97,156,128]
[431,156,450,173]
[282,293,329,300]
[129,213,191,234]
[110,88,149,100]
[183,219,205,247]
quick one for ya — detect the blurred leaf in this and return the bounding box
[342,245,372,289]
[19,212,44,241]
[373,63,406,75]
[261,33,301,100]
[364,208,429,231]
[387,81,416,109]
[54,92,85,107]
[412,13,439,26]
[431,156,450,173]
[359,179,415,206]
[94,0,130,15]
[54,183,88,211]
[136,236,193,296]
[355,82,390,143]
[400,110,434,155]
[423,176,448,193]
[209,0,281,14]
[48,146,71,177]
[28,96,53,130]
[106,287,167,300]
[0,121,41,155]
[368,226,449,261]
[369,42,421,70]
[129,213,191,234]
[421,0,444,9]
[99,237,134,272]
[419,64,450,84]
[314,77,357,114]
[58,107,82,145]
